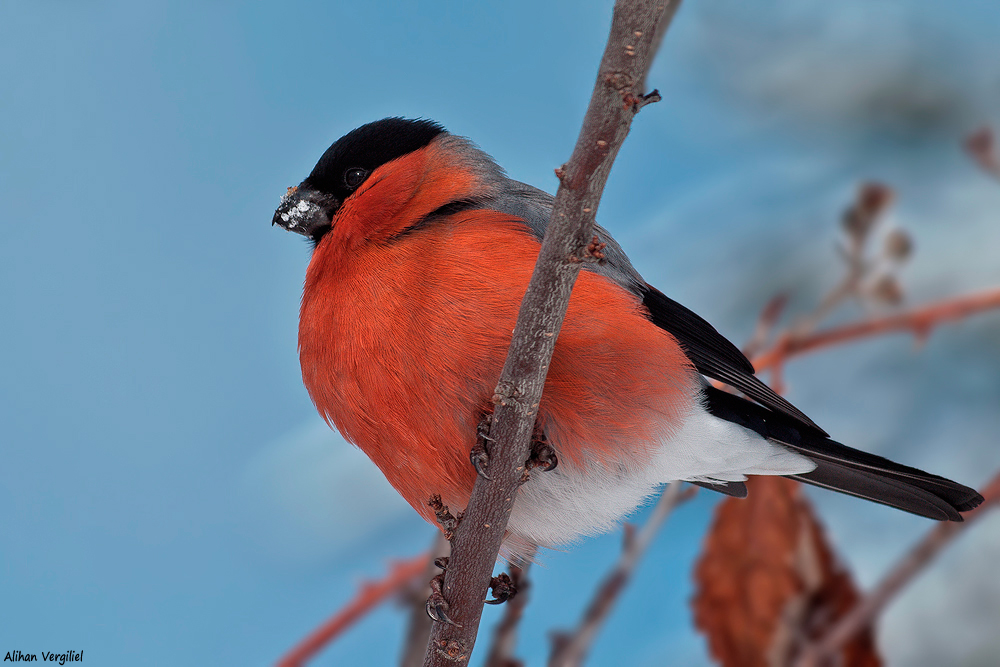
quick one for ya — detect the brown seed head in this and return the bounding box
[884,229,913,261]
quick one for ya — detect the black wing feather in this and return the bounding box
[640,285,827,435]
[702,385,983,520]
[691,480,749,498]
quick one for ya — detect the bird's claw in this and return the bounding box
[527,435,558,472]
[470,441,492,480]
[471,413,494,480]
[425,593,461,626]
[484,572,517,605]
[471,415,556,481]
[425,571,461,626]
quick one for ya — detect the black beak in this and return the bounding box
[273,185,338,238]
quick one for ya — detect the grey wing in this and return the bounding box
[486,179,825,435]
[488,181,646,292]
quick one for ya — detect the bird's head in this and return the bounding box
[274,117,493,247]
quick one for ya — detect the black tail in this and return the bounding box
[702,386,984,521]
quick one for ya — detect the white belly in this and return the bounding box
[505,402,815,552]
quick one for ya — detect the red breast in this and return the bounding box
[297,139,695,525]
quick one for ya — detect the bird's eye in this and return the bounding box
[344,168,368,189]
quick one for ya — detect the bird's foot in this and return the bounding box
[526,430,557,472]
[470,415,556,483]
[484,572,517,605]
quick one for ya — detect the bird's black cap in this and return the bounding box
[303,117,446,199]
[274,118,446,241]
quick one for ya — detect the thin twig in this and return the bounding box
[790,183,896,339]
[483,563,532,667]
[548,482,696,667]
[793,470,1000,667]
[401,534,452,667]
[275,553,430,667]
[752,287,1000,374]
[790,277,857,341]
[422,2,682,665]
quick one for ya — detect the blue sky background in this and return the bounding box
[2,1,999,665]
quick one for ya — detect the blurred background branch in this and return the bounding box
[549,483,696,667]
[276,553,430,667]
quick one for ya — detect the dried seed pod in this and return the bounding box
[858,182,894,216]
[965,127,994,164]
[965,127,1000,176]
[884,228,913,261]
[842,182,894,244]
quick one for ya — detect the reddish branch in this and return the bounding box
[275,553,430,667]
[549,482,696,667]
[752,288,1000,375]
[422,2,682,665]
[482,564,532,667]
[401,534,453,667]
[793,470,1000,667]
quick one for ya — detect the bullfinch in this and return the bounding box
[273,118,982,560]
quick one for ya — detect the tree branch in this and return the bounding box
[548,482,696,667]
[793,469,1000,667]
[422,2,683,664]
[752,287,1000,375]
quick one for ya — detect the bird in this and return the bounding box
[273,117,983,561]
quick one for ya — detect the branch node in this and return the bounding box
[432,639,469,662]
[603,70,635,91]
[567,235,608,265]
[428,495,461,541]
[492,381,522,408]
[586,235,607,263]
[549,631,571,658]
[622,89,661,111]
